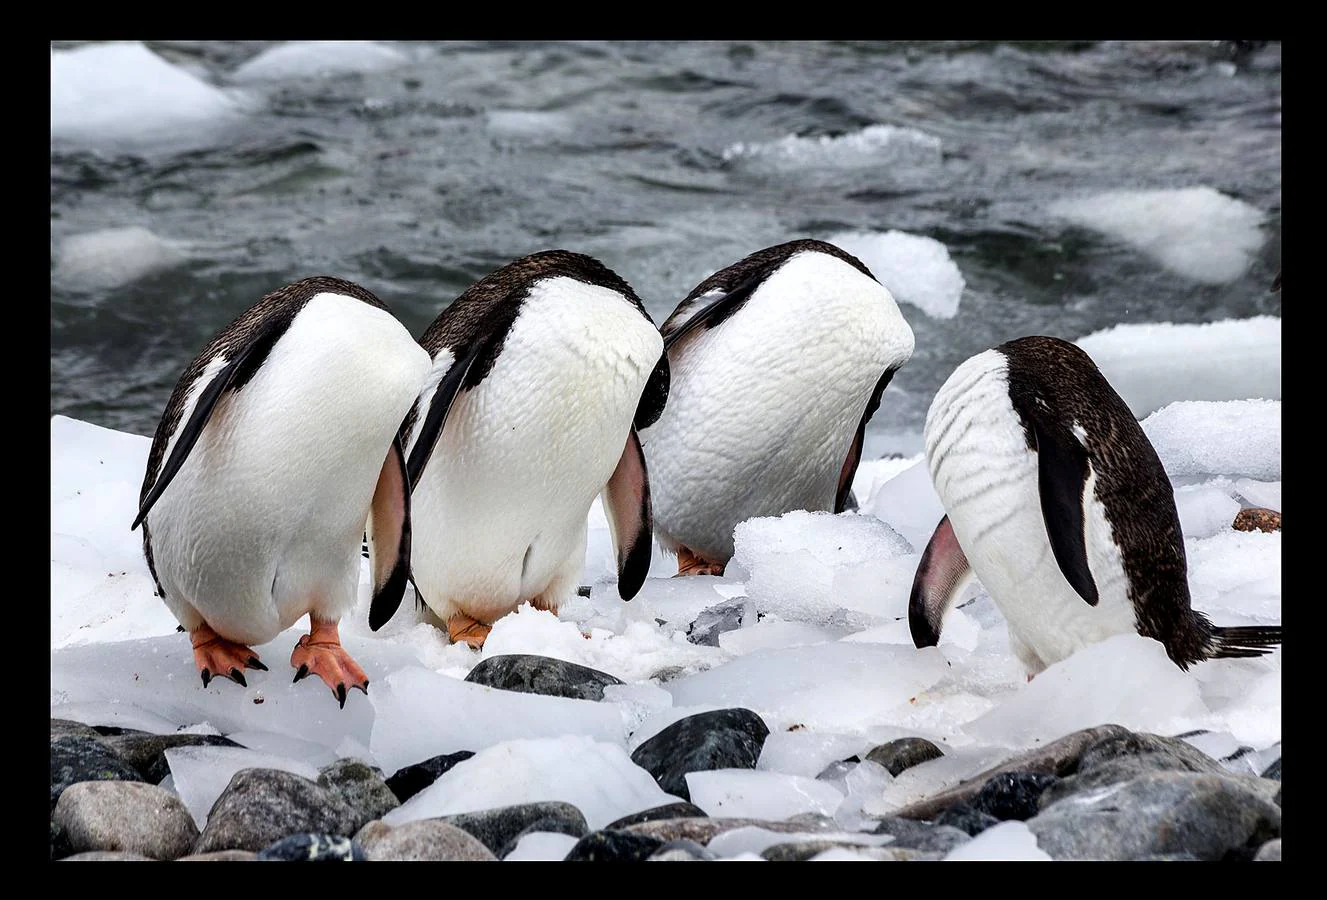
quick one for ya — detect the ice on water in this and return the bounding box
[722,125,942,169]
[229,41,411,84]
[828,230,966,319]
[53,227,190,292]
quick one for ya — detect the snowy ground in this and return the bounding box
[50,391,1280,860]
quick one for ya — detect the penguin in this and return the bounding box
[637,239,915,575]
[908,335,1282,674]
[396,250,668,648]
[133,276,431,706]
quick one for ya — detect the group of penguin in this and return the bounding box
[129,239,1283,708]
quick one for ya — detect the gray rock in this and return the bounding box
[647,839,718,861]
[1041,732,1228,808]
[356,820,498,861]
[761,841,926,861]
[464,653,624,701]
[565,829,663,861]
[1261,757,1281,781]
[933,803,1000,836]
[625,814,841,845]
[869,816,971,853]
[385,751,475,802]
[256,833,365,861]
[437,802,589,855]
[606,802,708,830]
[51,719,104,740]
[1027,771,1282,860]
[971,772,1060,820]
[192,768,360,854]
[1255,838,1281,861]
[686,599,747,647]
[630,708,770,800]
[51,819,73,860]
[177,850,259,861]
[103,733,241,783]
[864,737,945,776]
[890,724,1132,820]
[50,734,143,810]
[62,851,156,860]
[54,780,198,860]
[317,758,399,831]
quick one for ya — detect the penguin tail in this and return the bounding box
[1210,625,1283,659]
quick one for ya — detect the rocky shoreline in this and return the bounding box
[51,653,1281,862]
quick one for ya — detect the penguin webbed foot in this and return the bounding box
[191,625,265,691]
[674,546,726,577]
[289,620,370,709]
[447,613,492,650]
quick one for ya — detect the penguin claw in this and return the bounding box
[289,620,369,708]
[248,657,269,672]
[201,668,212,689]
[293,664,310,683]
[336,684,348,708]
[230,668,247,688]
[190,626,263,691]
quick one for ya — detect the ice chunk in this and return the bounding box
[828,230,965,319]
[1233,478,1281,512]
[51,42,242,148]
[368,666,625,775]
[1142,400,1280,480]
[862,745,1013,817]
[1174,482,1241,540]
[504,831,579,861]
[166,745,321,829]
[850,454,925,511]
[856,459,946,552]
[944,821,1051,861]
[707,826,892,858]
[810,847,881,860]
[722,125,942,170]
[1186,530,1281,624]
[834,759,895,830]
[1077,317,1281,418]
[602,682,675,739]
[1210,669,1281,749]
[224,730,340,768]
[686,769,845,820]
[49,701,180,735]
[384,736,680,830]
[54,227,189,292]
[230,41,410,83]
[757,731,875,778]
[1049,187,1265,284]
[718,618,837,654]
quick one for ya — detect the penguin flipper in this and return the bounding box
[367,435,413,632]
[909,515,974,647]
[404,342,485,488]
[1030,418,1101,607]
[133,312,293,530]
[835,367,899,513]
[602,427,653,601]
[661,273,765,351]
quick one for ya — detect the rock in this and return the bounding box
[255,833,365,861]
[50,734,143,810]
[971,772,1060,821]
[864,737,945,776]
[437,802,589,856]
[62,851,156,860]
[647,839,718,861]
[177,850,259,861]
[564,829,664,861]
[1040,732,1227,808]
[51,820,73,861]
[1255,838,1281,861]
[385,751,475,802]
[625,814,841,845]
[630,708,770,800]
[933,802,1001,837]
[1233,507,1280,532]
[686,599,747,646]
[1027,771,1281,860]
[761,841,925,861]
[464,653,624,701]
[1261,757,1281,781]
[92,725,150,737]
[103,733,242,783]
[54,780,198,859]
[891,725,1132,820]
[191,768,360,854]
[51,719,103,740]
[869,816,971,853]
[317,758,399,830]
[606,802,708,830]
[356,820,497,861]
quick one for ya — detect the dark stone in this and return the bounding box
[869,816,971,853]
[51,734,143,810]
[317,758,399,831]
[1027,772,1282,860]
[1261,757,1281,781]
[357,820,497,861]
[103,733,241,783]
[92,726,150,737]
[647,839,718,861]
[606,802,708,830]
[971,772,1060,821]
[933,802,1001,837]
[464,653,624,701]
[51,819,73,861]
[54,780,198,859]
[255,833,365,861]
[816,760,856,782]
[1040,732,1226,808]
[864,737,945,777]
[192,769,361,854]
[51,719,103,740]
[686,599,747,646]
[385,751,475,802]
[630,708,770,800]
[564,829,664,862]
[438,802,589,856]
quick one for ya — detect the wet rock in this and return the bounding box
[356,819,498,861]
[62,851,156,860]
[686,599,747,647]
[50,719,103,740]
[438,802,589,856]
[465,653,624,701]
[1261,757,1281,781]
[54,780,198,859]
[647,839,718,861]
[564,829,664,861]
[630,708,770,800]
[192,768,360,854]
[255,833,365,861]
[102,733,241,783]
[606,802,708,830]
[864,737,944,776]
[317,758,399,830]
[625,814,840,845]
[51,820,73,860]
[50,734,143,810]
[1040,732,1226,807]
[971,772,1060,821]
[762,841,925,861]
[177,850,259,861]
[1255,839,1281,861]
[1027,771,1281,860]
[385,751,475,802]
[933,802,1001,837]
[1233,507,1280,532]
[869,816,971,853]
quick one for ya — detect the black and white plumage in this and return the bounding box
[910,335,1282,673]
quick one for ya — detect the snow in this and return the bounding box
[1076,317,1281,417]
[944,821,1052,861]
[504,831,579,861]
[165,745,320,829]
[51,42,243,149]
[53,227,189,292]
[1048,187,1266,283]
[1142,400,1281,480]
[686,769,845,820]
[828,230,966,319]
[230,41,410,84]
[722,124,942,169]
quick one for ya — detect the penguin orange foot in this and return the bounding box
[448,614,492,649]
[192,623,267,688]
[675,546,725,577]
[290,620,369,708]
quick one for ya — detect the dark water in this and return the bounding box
[50,41,1281,455]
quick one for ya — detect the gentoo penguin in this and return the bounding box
[133,277,431,706]
[397,250,667,648]
[909,335,1283,674]
[638,239,915,575]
